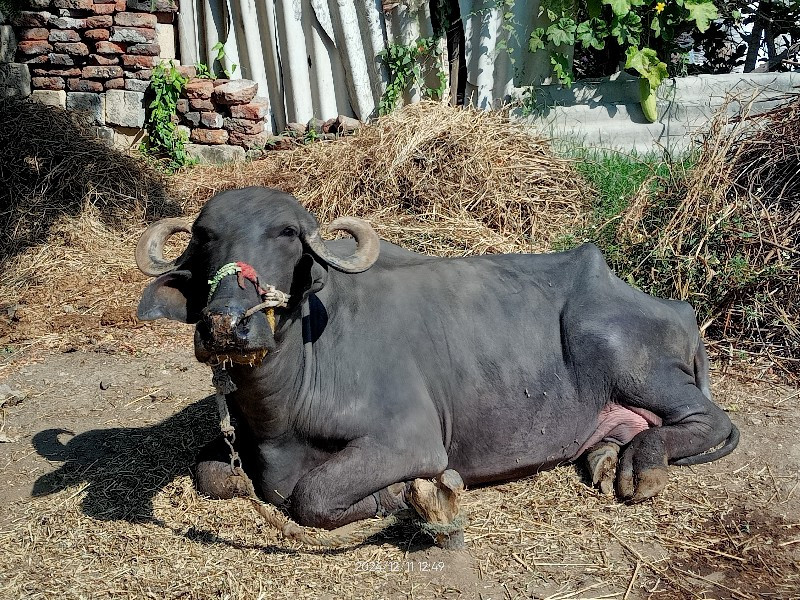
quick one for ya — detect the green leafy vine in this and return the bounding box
[140,61,190,172]
[378,37,447,116]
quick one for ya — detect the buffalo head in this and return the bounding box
[135,187,379,365]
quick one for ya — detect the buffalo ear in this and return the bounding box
[137,270,200,323]
[291,254,328,302]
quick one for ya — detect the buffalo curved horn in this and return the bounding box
[135,217,193,277]
[302,217,380,273]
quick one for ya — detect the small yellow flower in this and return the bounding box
[655,1,666,13]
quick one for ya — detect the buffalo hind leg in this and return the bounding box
[617,369,737,503]
[585,442,619,495]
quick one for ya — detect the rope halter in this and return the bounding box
[207,261,290,333]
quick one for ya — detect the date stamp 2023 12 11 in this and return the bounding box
[354,560,446,573]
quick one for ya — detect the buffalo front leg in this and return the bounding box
[288,436,448,530]
[194,436,253,500]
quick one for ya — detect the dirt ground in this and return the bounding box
[0,331,798,600]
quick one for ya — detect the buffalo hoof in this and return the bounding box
[616,432,669,503]
[585,442,619,496]
[195,460,252,500]
[408,470,465,550]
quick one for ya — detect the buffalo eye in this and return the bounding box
[280,226,298,238]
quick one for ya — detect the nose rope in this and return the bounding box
[207,262,290,332]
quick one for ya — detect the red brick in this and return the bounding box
[105,77,125,89]
[188,97,214,111]
[125,42,160,56]
[67,78,104,92]
[212,79,258,105]
[49,29,82,42]
[95,41,125,54]
[48,16,86,29]
[11,11,51,27]
[32,67,82,76]
[94,0,116,3]
[84,28,110,41]
[176,65,196,78]
[18,40,53,55]
[190,128,229,145]
[20,28,50,41]
[124,68,151,79]
[54,42,90,56]
[22,54,51,64]
[121,54,157,68]
[228,130,270,150]
[85,15,113,27]
[223,117,264,135]
[82,65,123,78]
[89,53,119,65]
[229,97,269,120]
[31,76,66,90]
[48,53,75,65]
[90,3,116,14]
[53,0,93,9]
[114,11,157,27]
[211,78,228,87]
[184,79,213,99]
[114,0,125,10]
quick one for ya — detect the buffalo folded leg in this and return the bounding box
[194,437,252,500]
[616,368,735,503]
[289,437,447,530]
[585,442,619,496]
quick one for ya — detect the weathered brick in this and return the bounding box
[114,0,125,10]
[31,76,65,90]
[182,111,200,126]
[123,78,149,92]
[53,0,93,9]
[54,42,89,56]
[114,11,156,27]
[125,42,159,56]
[20,28,50,40]
[228,130,270,150]
[85,15,112,27]
[200,111,223,129]
[11,11,52,27]
[27,0,52,8]
[84,28,110,41]
[121,54,156,68]
[228,96,269,120]
[22,54,50,63]
[48,52,75,65]
[176,65,195,78]
[190,128,228,145]
[18,40,52,54]
[89,53,118,65]
[109,26,155,44]
[95,41,124,54]
[32,66,81,76]
[105,89,145,127]
[124,68,151,80]
[212,79,258,105]
[48,29,81,42]
[82,64,122,78]
[188,97,214,111]
[67,77,103,92]
[91,2,115,12]
[186,143,245,164]
[48,15,85,29]
[223,117,264,135]
[184,79,213,100]
[93,0,116,3]
[126,0,176,12]
[175,98,188,113]
[105,77,124,89]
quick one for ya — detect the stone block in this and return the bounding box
[20,27,49,40]
[48,15,84,29]
[114,11,156,27]
[0,63,31,97]
[105,76,124,89]
[190,128,228,144]
[223,117,264,135]
[32,75,66,90]
[125,42,160,56]
[182,111,200,126]
[122,77,148,92]
[82,64,122,78]
[18,40,52,54]
[188,97,213,111]
[66,90,105,123]
[125,0,177,12]
[228,96,269,120]
[113,125,146,149]
[109,26,155,44]
[200,111,223,128]
[228,129,270,150]
[67,77,103,92]
[155,22,174,59]
[54,0,93,9]
[105,89,145,127]
[121,54,157,68]
[95,41,124,54]
[49,29,81,42]
[0,25,16,62]
[175,97,188,112]
[213,79,257,105]
[186,143,245,164]
[31,88,66,107]
[53,42,89,56]
[84,28,110,41]
[93,125,115,144]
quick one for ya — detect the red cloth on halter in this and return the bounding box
[235,261,267,296]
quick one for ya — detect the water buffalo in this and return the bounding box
[135,186,738,530]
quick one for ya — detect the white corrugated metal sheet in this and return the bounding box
[179,0,551,132]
